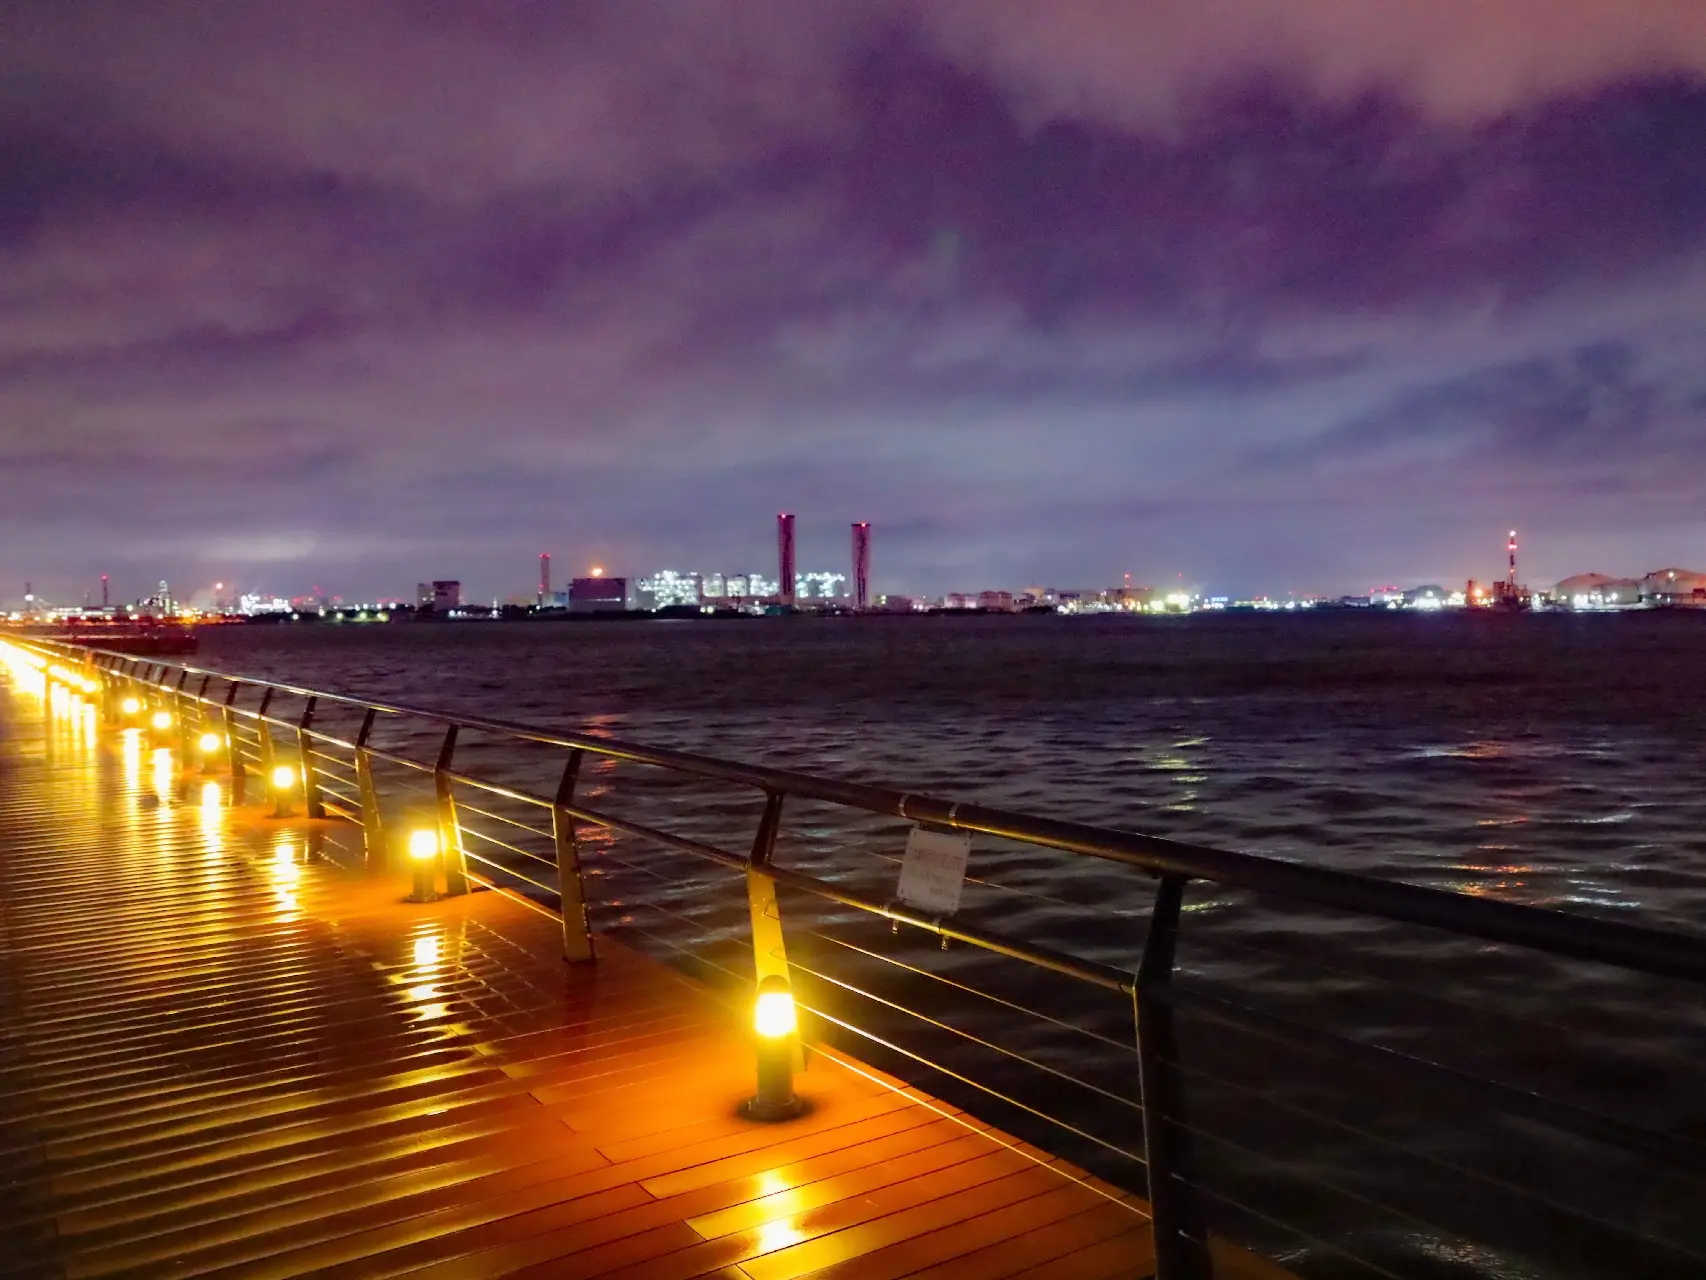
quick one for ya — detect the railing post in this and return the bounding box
[1136,876,1211,1280]
[173,669,192,757]
[744,791,801,1069]
[255,688,276,779]
[353,708,384,864]
[296,697,324,819]
[551,750,595,963]
[222,682,246,805]
[435,726,469,895]
[98,660,117,724]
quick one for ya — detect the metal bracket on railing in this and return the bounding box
[552,749,595,963]
[1136,875,1212,1280]
[435,725,469,895]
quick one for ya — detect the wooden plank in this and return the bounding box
[1003,1227,1158,1279]
[0,672,1296,1280]
[902,1200,1151,1280]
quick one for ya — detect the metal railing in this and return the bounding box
[16,636,1706,1280]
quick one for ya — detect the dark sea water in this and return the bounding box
[199,613,1706,1279]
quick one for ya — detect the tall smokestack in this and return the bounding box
[101,574,109,610]
[852,523,870,611]
[538,552,551,605]
[1507,529,1517,592]
[777,513,796,608]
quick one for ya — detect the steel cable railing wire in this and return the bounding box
[92,635,1691,971]
[456,821,558,872]
[1176,987,1706,1174]
[451,798,554,841]
[1161,1050,1684,1253]
[1180,1112,1706,1279]
[797,925,1134,1053]
[1181,927,1652,1063]
[443,770,556,812]
[305,749,358,775]
[784,957,1140,1137]
[460,846,560,898]
[796,996,1147,1170]
[34,638,1706,1279]
[856,844,1679,1100]
[313,778,359,807]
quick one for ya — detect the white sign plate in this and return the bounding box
[897,827,971,915]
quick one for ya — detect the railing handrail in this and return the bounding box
[20,633,1706,1278]
[52,639,1706,988]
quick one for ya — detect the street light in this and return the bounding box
[745,974,805,1121]
[407,828,440,903]
[271,764,297,818]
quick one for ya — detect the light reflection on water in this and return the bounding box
[200,614,1706,934]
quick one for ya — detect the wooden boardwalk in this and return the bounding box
[0,668,1286,1280]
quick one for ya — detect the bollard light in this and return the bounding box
[406,828,440,904]
[271,764,297,818]
[744,974,805,1121]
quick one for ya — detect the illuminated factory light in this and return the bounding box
[151,710,173,730]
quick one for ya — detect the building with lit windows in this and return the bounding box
[636,571,702,610]
[416,581,461,610]
[797,571,847,601]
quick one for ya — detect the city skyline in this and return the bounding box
[11,521,1706,614]
[6,3,1706,597]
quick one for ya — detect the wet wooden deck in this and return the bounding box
[0,669,1289,1280]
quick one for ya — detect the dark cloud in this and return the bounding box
[3,1,1706,603]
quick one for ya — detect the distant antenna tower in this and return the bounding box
[852,523,870,611]
[1507,529,1518,592]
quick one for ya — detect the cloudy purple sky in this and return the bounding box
[6,1,1706,604]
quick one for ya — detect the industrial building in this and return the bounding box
[1553,573,1642,609]
[568,575,629,612]
[416,580,461,610]
[636,571,702,609]
[1640,568,1706,606]
[1550,569,1706,609]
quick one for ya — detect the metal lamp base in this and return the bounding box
[742,1092,806,1122]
